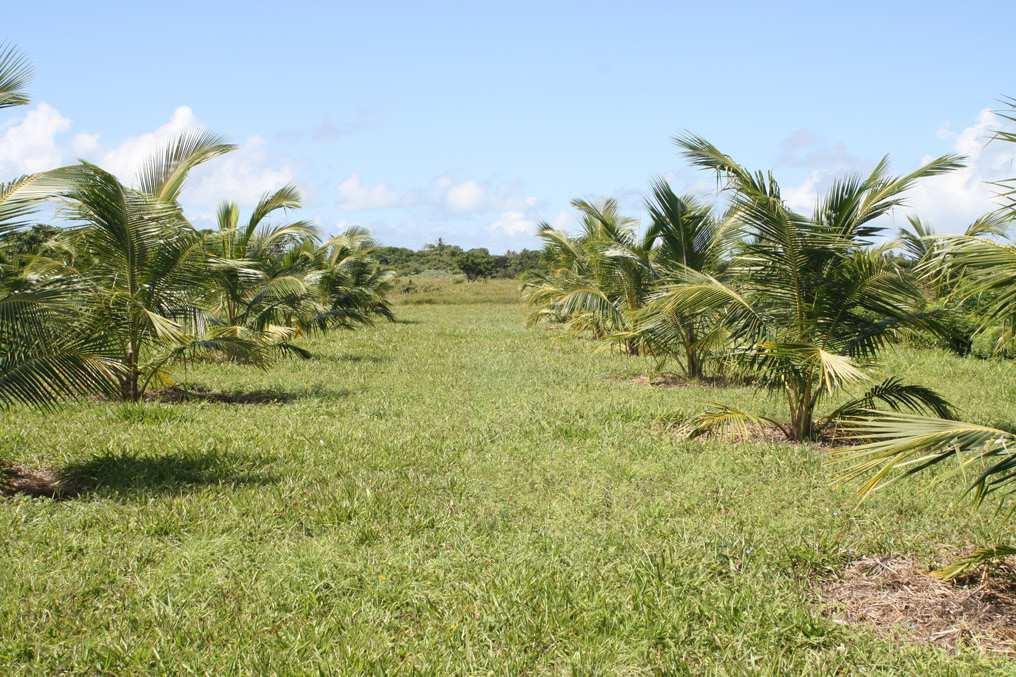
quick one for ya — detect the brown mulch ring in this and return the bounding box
[655,418,839,447]
[712,421,796,444]
[147,385,295,405]
[819,555,1016,654]
[1,463,74,499]
[624,373,736,389]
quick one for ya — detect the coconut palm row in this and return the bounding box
[523,184,738,374]
[527,127,1016,446]
[0,44,394,406]
[527,94,1016,569]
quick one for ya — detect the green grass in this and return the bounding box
[393,275,522,305]
[2,293,1015,673]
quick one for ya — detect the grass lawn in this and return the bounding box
[2,285,1015,673]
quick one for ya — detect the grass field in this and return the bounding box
[2,284,1015,673]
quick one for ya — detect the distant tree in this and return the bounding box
[373,241,546,278]
[503,249,546,278]
[456,248,496,280]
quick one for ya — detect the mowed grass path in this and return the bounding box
[2,295,1015,673]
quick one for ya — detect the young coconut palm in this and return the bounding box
[835,225,1016,507]
[632,180,740,379]
[894,213,1011,355]
[306,227,396,330]
[0,44,121,409]
[202,185,320,356]
[49,133,275,401]
[994,96,1016,218]
[663,135,961,441]
[0,43,31,110]
[832,100,1016,578]
[523,199,651,353]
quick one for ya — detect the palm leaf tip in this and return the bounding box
[138,131,237,203]
[0,43,32,109]
[831,411,1013,501]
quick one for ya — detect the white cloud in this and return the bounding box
[783,172,821,213]
[907,109,1016,232]
[82,107,296,220]
[71,132,101,157]
[488,210,537,236]
[100,105,201,182]
[776,128,857,171]
[337,173,399,210]
[0,103,71,175]
[548,209,576,232]
[183,135,295,214]
[445,179,486,211]
[0,102,297,228]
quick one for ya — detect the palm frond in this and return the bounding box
[824,377,955,425]
[0,43,31,109]
[832,412,1014,502]
[684,404,788,440]
[137,131,236,203]
[931,545,1016,581]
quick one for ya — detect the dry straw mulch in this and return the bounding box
[820,555,1016,654]
[0,463,70,498]
[147,386,295,405]
[625,373,734,389]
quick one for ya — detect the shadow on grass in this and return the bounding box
[2,450,279,500]
[147,384,356,404]
[314,353,390,365]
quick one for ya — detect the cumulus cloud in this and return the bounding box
[488,210,537,236]
[337,173,399,210]
[431,175,537,215]
[906,109,1016,231]
[80,106,296,221]
[756,112,1016,232]
[183,136,295,213]
[71,132,101,156]
[777,128,858,171]
[445,179,486,212]
[0,103,296,226]
[0,103,71,175]
[99,106,201,182]
[783,172,821,213]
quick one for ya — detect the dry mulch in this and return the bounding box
[712,421,795,444]
[0,463,73,498]
[626,373,735,389]
[657,418,840,447]
[820,555,1016,654]
[147,386,295,405]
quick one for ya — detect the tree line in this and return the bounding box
[375,240,546,280]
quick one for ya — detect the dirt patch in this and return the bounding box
[820,555,1016,654]
[657,417,839,447]
[713,421,793,444]
[1,464,74,498]
[148,386,295,405]
[622,373,737,389]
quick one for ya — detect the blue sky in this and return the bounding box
[4,1,1015,251]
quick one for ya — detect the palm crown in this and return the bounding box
[662,135,963,440]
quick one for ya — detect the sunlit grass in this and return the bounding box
[1,293,1014,672]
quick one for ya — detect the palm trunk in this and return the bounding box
[787,383,817,441]
[121,343,141,402]
[684,325,703,380]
